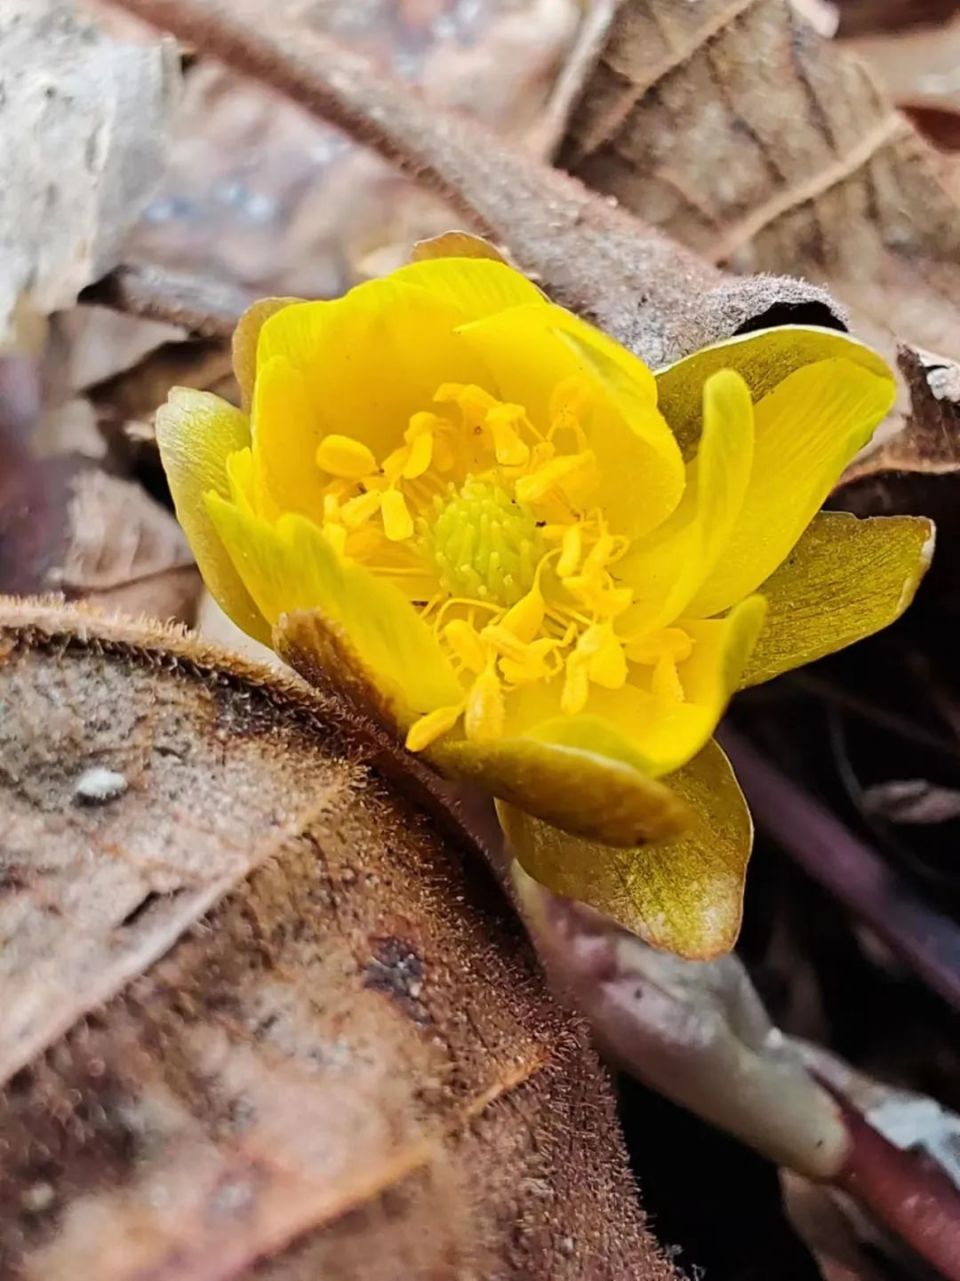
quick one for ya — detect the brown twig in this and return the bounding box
[80,262,255,339]
[103,0,842,369]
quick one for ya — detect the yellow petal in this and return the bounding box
[254,278,491,473]
[232,296,300,412]
[618,368,755,628]
[498,738,752,958]
[205,499,462,727]
[687,357,896,618]
[742,511,935,687]
[155,389,270,643]
[388,255,544,319]
[655,325,893,458]
[500,595,765,778]
[432,718,691,847]
[459,302,685,538]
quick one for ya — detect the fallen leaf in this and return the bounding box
[836,346,960,597]
[112,0,844,372]
[558,0,960,364]
[861,777,960,824]
[0,447,201,624]
[122,0,584,300]
[0,599,677,1281]
[0,0,178,345]
[50,470,202,623]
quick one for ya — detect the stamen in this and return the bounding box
[442,619,486,673]
[652,655,685,702]
[341,490,383,528]
[465,668,505,741]
[486,404,531,467]
[382,489,414,542]
[556,525,582,578]
[515,450,596,505]
[405,703,465,752]
[317,434,377,479]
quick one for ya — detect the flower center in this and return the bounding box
[429,478,544,607]
[310,378,694,751]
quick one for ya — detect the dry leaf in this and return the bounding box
[558,0,960,363]
[0,454,200,624]
[0,600,677,1281]
[51,470,202,622]
[0,0,178,346]
[111,0,843,371]
[123,0,583,299]
[837,346,960,596]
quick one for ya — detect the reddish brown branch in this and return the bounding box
[722,727,960,1011]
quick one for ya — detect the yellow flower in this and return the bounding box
[157,244,933,957]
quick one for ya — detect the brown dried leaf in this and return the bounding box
[0,455,201,624]
[0,600,677,1281]
[0,1,178,345]
[559,0,960,363]
[122,0,583,300]
[51,470,202,623]
[836,347,960,594]
[112,0,843,371]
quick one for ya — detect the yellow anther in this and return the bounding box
[442,619,486,673]
[499,581,544,643]
[626,627,694,665]
[652,655,685,702]
[486,404,531,467]
[579,624,628,690]
[382,488,414,542]
[403,430,434,479]
[435,383,497,429]
[556,525,582,578]
[584,533,616,575]
[464,668,505,741]
[405,702,464,753]
[341,490,383,528]
[515,451,596,505]
[316,434,377,479]
[549,375,593,423]
[498,637,559,685]
[561,655,590,716]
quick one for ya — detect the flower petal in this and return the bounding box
[498,738,752,958]
[389,254,545,317]
[742,511,935,687]
[655,325,893,457]
[459,302,685,538]
[205,499,462,726]
[252,279,491,503]
[686,357,896,619]
[618,368,754,628]
[433,720,690,846]
[155,389,270,643]
[233,296,300,412]
[502,595,766,777]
